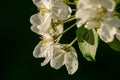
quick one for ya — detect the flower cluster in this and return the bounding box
[30,0,78,74]
[30,0,120,75]
[75,0,120,43]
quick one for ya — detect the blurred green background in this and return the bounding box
[1,0,120,80]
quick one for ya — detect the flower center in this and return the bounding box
[41,38,54,46]
[93,6,106,14]
[40,7,51,16]
[62,45,71,52]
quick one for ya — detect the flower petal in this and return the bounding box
[30,13,51,35]
[55,24,63,35]
[55,24,63,42]
[30,13,41,26]
[103,17,120,28]
[31,25,40,34]
[65,50,78,75]
[41,46,53,66]
[75,9,97,21]
[77,0,97,9]
[37,13,51,31]
[52,1,71,20]
[40,42,54,66]
[99,0,115,12]
[33,42,42,58]
[51,52,65,69]
[97,22,117,43]
[32,0,41,6]
[76,20,84,28]
[75,9,97,27]
[50,44,65,69]
[85,20,100,30]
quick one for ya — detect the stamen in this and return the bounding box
[93,6,105,14]
[40,7,51,16]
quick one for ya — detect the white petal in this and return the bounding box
[41,56,50,66]
[76,0,84,9]
[76,20,84,28]
[32,0,41,6]
[69,46,78,58]
[41,57,51,66]
[50,51,65,69]
[65,50,78,75]
[55,24,63,42]
[104,17,120,28]
[77,0,97,9]
[31,25,40,35]
[85,20,100,30]
[32,0,46,8]
[55,24,63,35]
[37,13,51,34]
[50,44,65,69]
[52,1,71,20]
[33,42,52,58]
[97,22,117,43]
[43,0,53,9]
[75,9,97,27]
[30,13,51,35]
[30,13,41,26]
[99,0,115,12]
[33,0,51,9]
[39,43,50,57]
[41,46,53,66]
[33,42,42,58]
[75,9,97,21]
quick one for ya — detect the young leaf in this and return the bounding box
[108,37,120,51]
[76,27,98,61]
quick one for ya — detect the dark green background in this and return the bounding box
[1,0,120,80]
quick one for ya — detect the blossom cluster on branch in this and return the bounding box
[30,0,120,74]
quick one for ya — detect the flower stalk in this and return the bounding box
[56,23,76,38]
[68,37,77,47]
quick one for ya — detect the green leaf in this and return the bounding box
[108,37,120,51]
[76,27,98,61]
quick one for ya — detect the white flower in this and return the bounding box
[97,17,120,42]
[30,13,51,35]
[75,0,120,42]
[33,33,54,66]
[30,15,63,36]
[32,20,63,66]
[32,0,71,20]
[50,44,78,74]
[30,0,71,35]
[32,21,64,65]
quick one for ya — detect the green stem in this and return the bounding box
[56,23,76,38]
[72,9,77,12]
[68,37,77,47]
[63,0,76,5]
[63,16,75,23]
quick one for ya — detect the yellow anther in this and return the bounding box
[40,7,51,16]
[41,37,54,46]
[93,7,105,14]
[97,8,105,14]
[41,39,47,45]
